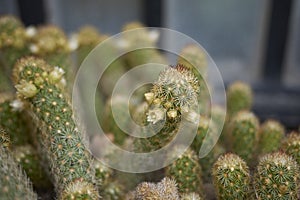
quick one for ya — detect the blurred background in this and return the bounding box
[1,0,299,129]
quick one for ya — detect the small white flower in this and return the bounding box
[9,99,24,111]
[68,34,78,51]
[29,44,39,53]
[25,26,37,37]
[147,107,165,124]
[49,66,65,84]
[15,80,38,98]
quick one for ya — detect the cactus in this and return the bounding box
[135,64,201,152]
[212,153,251,200]
[226,81,253,116]
[0,146,38,200]
[257,119,285,155]
[133,177,180,200]
[0,128,10,148]
[0,16,30,75]
[12,57,99,199]
[0,96,32,146]
[254,152,300,199]
[166,147,203,196]
[12,144,52,189]
[281,131,300,165]
[228,110,259,163]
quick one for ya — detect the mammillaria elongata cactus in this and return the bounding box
[212,153,251,200]
[281,131,300,165]
[12,57,99,199]
[253,152,300,199]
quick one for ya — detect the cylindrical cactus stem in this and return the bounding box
[0,16,30,74]
[0,146,38,200]
[212,153,251,200]
[281,131,300,165]
[228,110,259,163]
[253,152,300,199]
[257,119,285,155]
[133,177,180,200]
[12,57,99,199]
[226,81,253,116]
[134,64,201,152]
[166,147,204,196]
[12,144,52,189]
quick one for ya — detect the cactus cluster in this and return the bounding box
[0,15,300,200]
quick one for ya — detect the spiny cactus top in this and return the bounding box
[229,110,259,163]
[226,81,253,116]
[146,64,200,124]
[0,15,26,49]
[0,146,38,200]
[76,26,103,47]
[12,57,99,199]
[133,177,180,200]
[257,119,285,155]
[212,153,251,200]
[281,131,300,165]
[254,152,300,200]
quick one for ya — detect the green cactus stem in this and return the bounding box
[0,146,38,200]
[12,144,52,189]
[226,81,253,116]
[254,152,300,199]
[257,119,285,155]
[133,177,180,200]
[212,153,251,200]
[0,15,30,76]
[228,110,259,163]
[166,147,204,196]
[12,57,99,199]
[281,131,300,165]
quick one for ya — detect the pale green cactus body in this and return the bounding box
[254,152,300,200]
[281,131,300,165]
[166,147,204,196]
[257,119,285,155]
[226,81,253,116]
[181,192,204,200]
[12,57,99,199]
[229,110,259,163]
[212,153,251,200]
[0,146,38,200]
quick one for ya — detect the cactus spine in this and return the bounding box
[257,119,285,155]
[166,147,203,196]
[253,152,300,199]
[12,57,99,199]
[228,110,259,163]
[281,131,300,165]
[226,81,253,116]
[0,146,38,200]
[212,153,251,200]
